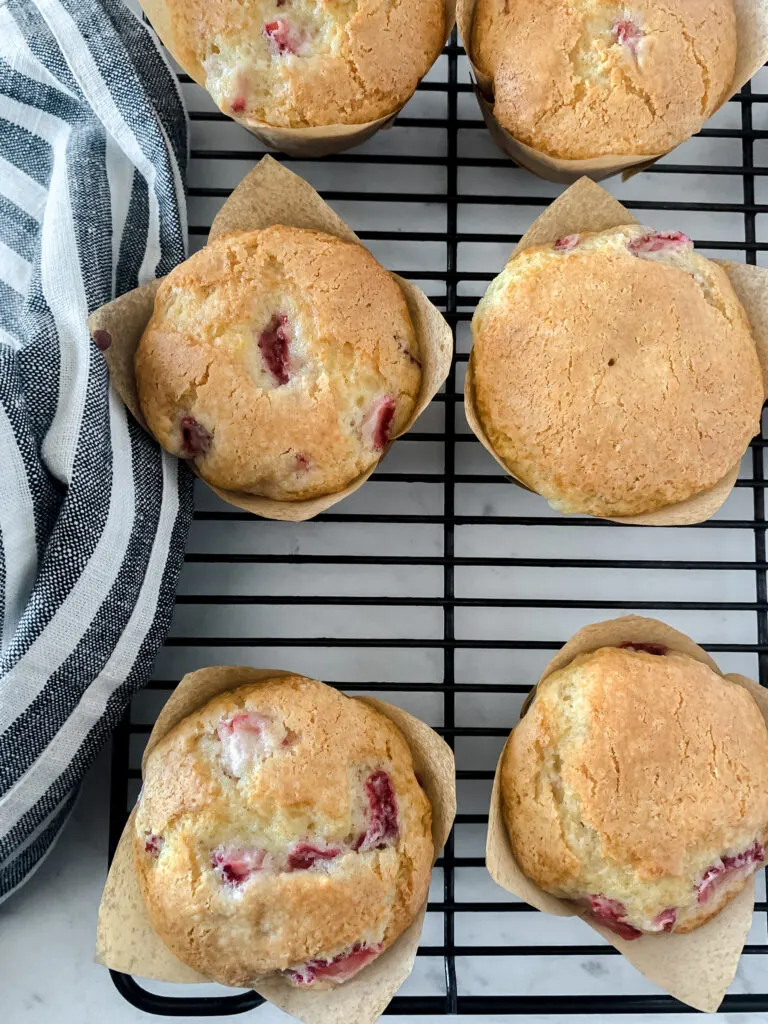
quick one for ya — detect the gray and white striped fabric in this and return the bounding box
[0,0,193,901]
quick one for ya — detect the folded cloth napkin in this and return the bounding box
[0,0,193,901]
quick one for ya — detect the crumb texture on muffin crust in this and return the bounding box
[134,676,433,988]
[135,225,421,501]
[501,646,768,936]
[470,224,763,518]
[471,0,736,159]
[164,0,446,126]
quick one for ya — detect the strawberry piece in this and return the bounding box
[612,17,643,57]
[144,832,164,857]
[618,641,667,656]
[554,234,580,252]
[217,711,273,777]
[287,843,342,871]
[258,313,291,385]
[264,19,302,55]
[585,895,643,940]
[180,416,212,458]
[652,907,677,932]
[355,770,399,852]
[211,845,266,886]
[697,841,765,903]
[287,944,383,987]
[231,97,246,113]
[362,396,396,451]
[627,230,691,256]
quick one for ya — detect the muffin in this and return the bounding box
[134,675,433,988]
[470,224,763,518]
[135,225,421,501]
[154,0,446,127]
[470,0,736,160]
[501,644,768,937]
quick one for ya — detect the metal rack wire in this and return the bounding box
[109,28,768,1017]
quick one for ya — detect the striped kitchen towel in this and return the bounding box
[0,0,193,901]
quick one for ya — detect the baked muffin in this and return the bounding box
[134,675,433,988]
[501,644,768,937]
[135,225,421,501]
[470,0,736,159]
[155,0,446,127]
[470,225,763,517]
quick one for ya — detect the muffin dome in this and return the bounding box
[135,225,421,501]
[470,0,736,159]
[501,645,768,937]
[470,224,763,517]
[134,675,433,988]
[159,0,446,127]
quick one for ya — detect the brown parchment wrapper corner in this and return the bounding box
[87,155,453,522]
[96,666,457,1024]
[139,0,456,158]
[485,615,768,1013]
[455,0,768,183]
[463,176,768,526]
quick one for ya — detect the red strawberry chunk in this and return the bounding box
[231,97,246,113]
[144,832,164,856]
[362,396,396,451]
[554,234,580,253]
[585,895,643,940]
[212,845,266,886]
[356,770,399,852]
[612,17,643,56]
[652,907,677,932]
[264,19,302,55]
[618,641,667,656]
[180,416,212,458]
[288,944,383,987]
[627,230,691,256]
[258,313,291,385]
[697,841,765,903]
[287,843,342,871]
[217,711,272,777]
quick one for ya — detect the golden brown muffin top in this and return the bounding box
[471,0,736,159]
[471,225,763,518]
[502,646,768,935]
[161,0,446,127]
[135,676,434,988]
[135,225,421,501]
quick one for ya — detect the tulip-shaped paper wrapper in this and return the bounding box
[486,616,768,1013]
[139,0,456,158]
[88,156,453,522]
[456,0,768,183]
[464,177,768,526]
[97,666,456,1024]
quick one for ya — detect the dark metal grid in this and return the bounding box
[109,30,768,1017]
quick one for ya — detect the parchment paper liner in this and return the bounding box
[486,615,768,1013]
[97,666,456,1024]
[139,0,455,158]
[463,176,768,526]
[88,155,453,522]
[456,0,768,183]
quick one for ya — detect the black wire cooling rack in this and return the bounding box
[109,25,768,1018]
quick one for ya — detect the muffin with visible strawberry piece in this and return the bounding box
[135,225,421,500]
[469,0,736,159]
[148,0,446,127]
[501,644,768,937]
[134,675,433,988]
[469,224,763,517]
